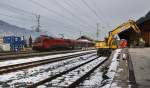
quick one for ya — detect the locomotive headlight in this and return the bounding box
[95,43,99,47]
[99,43,103,47]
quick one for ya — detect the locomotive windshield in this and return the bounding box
[34,37,41,43]
[40,35,54,39]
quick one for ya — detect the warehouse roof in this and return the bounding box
[77,36,94,42]
[137,11,150,24]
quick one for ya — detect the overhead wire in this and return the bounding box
[68,0,97,24]
[0,16,33,27]
[0,2,83,31]
[0,0,102,38]
[0,2,36,25]
[41,20,81,30]
[0,13,33,22]
[90,0,111,28]
[81,0,110,39]
[0,1,90,37]
[62,0,97,37]
[0,2,36,16]
[29,0,93,30]
[67,0,100,38]
[53,0,95,29]
[0,0,94,31]
[81,0,102,22]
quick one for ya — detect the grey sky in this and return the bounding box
[0,0,149,39]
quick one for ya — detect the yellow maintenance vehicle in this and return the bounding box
[95,19,144,56]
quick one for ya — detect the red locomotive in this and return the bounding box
[32,35,95,51]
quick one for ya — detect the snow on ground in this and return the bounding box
[0,49,124,88]
[0,53,96,88]
[76,63,103,88]
[76,49,123,88]
[0,50,96,67]
[101,49,122,88]
[40,57,107,88]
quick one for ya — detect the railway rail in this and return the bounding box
[0,51,36,56]
[0,49,123,88]
[0,49,94,61]
[28,49,121,88]
[28,56,108,88]
[0,51,95,75]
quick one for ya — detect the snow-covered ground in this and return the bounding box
[40,57,107,88]
[0,50,96,67]
[0,53,96,88]
[77,49,122,88]
[0,49,123,88]
[77,65,103,88]
[101,49,122,88]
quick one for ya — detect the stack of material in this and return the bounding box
[0,43,10,51]
[0,37,3,44]
[0,37,10,51]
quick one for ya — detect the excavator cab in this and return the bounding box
[96,39,127,56]
[96,40,111,57]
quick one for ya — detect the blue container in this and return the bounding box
[14,37,21,46]
[14,37,21,42]
[3,36,25,51]
[3,36,15,44]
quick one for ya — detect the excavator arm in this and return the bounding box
[96,19,143,56]
[107,19,141,47]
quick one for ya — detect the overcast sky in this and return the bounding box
[0,0,149,39]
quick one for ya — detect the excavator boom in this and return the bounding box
[96,19,143,56]
[107,20,141,46]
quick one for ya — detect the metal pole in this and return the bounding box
[96,23,99,41]
[80,31,82,37]
[36,15,40,32]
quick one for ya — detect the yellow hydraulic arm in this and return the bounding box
[107,19,141,48]
[96,19,142,56]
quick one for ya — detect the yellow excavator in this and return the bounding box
[95,19,145,56]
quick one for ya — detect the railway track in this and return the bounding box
[0,49,122,88]
[0,51,97,87]
[0,51,36,56]
[0,49,93,61]
[0,51,95,75]
[0,50,74,56]
[27,56,108,88]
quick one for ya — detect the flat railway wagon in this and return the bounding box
[32,35,95,51]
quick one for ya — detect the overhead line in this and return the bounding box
[81,0,102,22]
[0,1,95,34]
[0,16,33,25]
[29,0,93,30]
[60,0,95,29]
[0,2,82,30]
[0,2,36,16]
[53,0,95,29]
[68,0,96,24]
[0,13,33,22]
[90,0,111,27]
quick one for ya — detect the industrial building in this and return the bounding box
[137,11,150,46]
[118,11,150,47]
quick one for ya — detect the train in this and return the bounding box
[32,35,95,51]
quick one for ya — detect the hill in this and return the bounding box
[0,20,48,40]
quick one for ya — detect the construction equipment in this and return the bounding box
[96,19,144,56]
